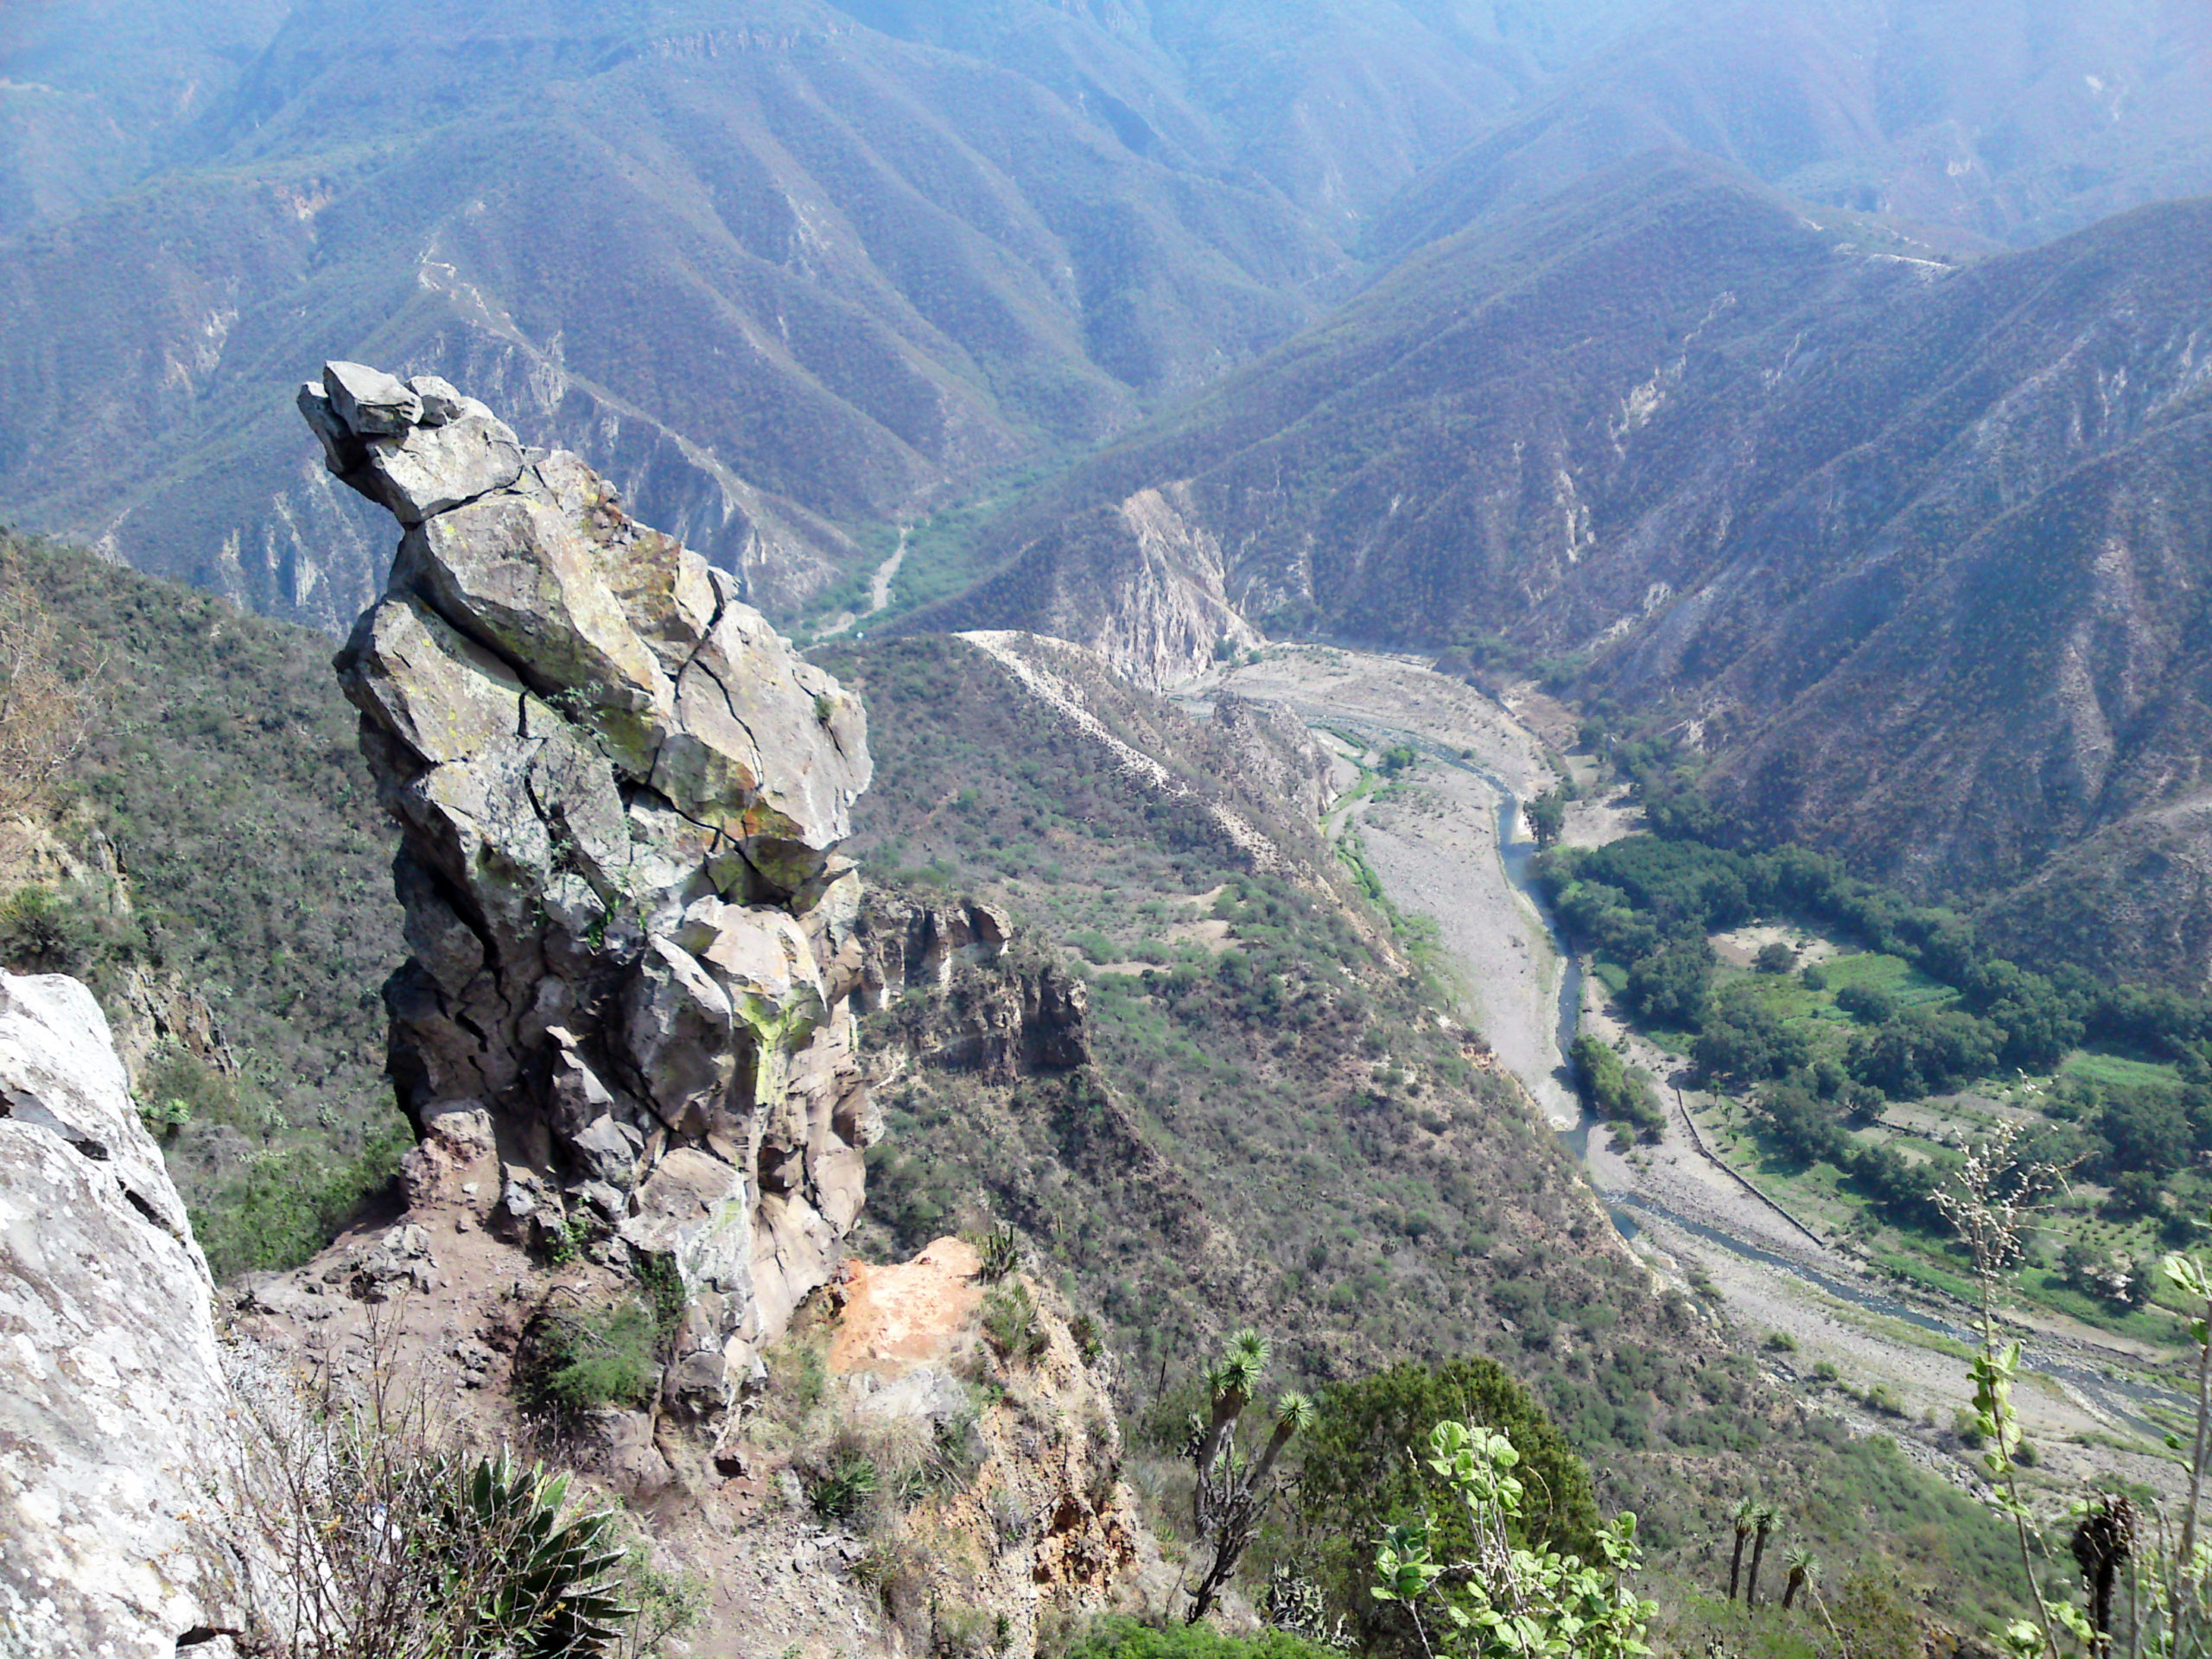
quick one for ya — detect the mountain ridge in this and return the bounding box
[912,162,2212,988]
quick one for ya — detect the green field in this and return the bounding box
[1642,931,2201,1349]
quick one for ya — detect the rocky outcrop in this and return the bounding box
[859,893,1093,1083]
[859,893,1012,1007]
[1210,692,1336,825]
[0,972,239,1656]
[304,361,876,1404]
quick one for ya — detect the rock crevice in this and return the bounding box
[306,361,876,1400]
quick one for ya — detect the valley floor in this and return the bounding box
[1172,643,2186,1503]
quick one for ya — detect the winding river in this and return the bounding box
[1181,646,2186,1458]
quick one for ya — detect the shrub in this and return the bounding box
[1754,942,1796,974]
[1065,1616,1340,1658]
[1293,1357,1598,1648]
[974,1219,1023,1282]
[213,1352,639,1657]
[518,1300,663,1417]
[809,1452,879,1522]
[982,1280,1047,1363]
[188,1122,408,1281]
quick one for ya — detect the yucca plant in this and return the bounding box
[973,1220,1022,1282]
[1185,1331,1312,1624]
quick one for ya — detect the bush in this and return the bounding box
[518,1300,664,1417]
[1834,983,1897,1024]
[1065,1618,1340,1659]
[809,1452,879,1522]
[973,1219,1023,1281]
[1754,942,1796,974]
[982,1280,1048,1363]
[213,1365,639,1656]
[188,1122,408,1280]
[1292,1357,1598,1649]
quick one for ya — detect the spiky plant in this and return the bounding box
[1782,1545,1817,1611]
[1187,1334,1305,1624]
[444,1452,634,1658]
[974,1221,1022,1283]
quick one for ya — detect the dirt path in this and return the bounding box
[816,527,908,639]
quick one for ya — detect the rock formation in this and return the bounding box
[0,972,240,1656]
[302,361,876,1408]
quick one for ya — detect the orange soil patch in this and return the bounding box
[827,1236,982,1376]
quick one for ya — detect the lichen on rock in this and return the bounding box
[306,361,876,1408]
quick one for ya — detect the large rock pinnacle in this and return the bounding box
[305,363,875,1403]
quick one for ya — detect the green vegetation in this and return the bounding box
[517,1297,672,1419]
[1547,832,2212,1332]
[0,532,406,1271]
[829,636,2025,1622]
[1945,1137,2212,1659]
[1179,1331,1313,1624]
[1370,1420,1652,1659]
[1291,1357,1599,1649]
[1568,1034,1663,1142]
[1065,1620,1338,1659]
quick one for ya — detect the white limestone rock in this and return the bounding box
[0,973,239,1657]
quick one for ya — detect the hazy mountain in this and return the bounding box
[919,157,2212,988]
[0,0,1351,629]
[11,0,2210,637]
[1371,0,2212,257]
[0,0,290,232]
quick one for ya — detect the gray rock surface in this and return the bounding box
[302,360,525,526]
[0,973,239,1657]
[312,364,877,1406]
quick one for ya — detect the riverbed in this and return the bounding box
[1173,642,2185,1497]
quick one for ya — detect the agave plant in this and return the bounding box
[442,1452,635,1659]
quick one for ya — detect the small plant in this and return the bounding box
[518,1299,663,1417]
[1370,1421,1654,1659]
[137,1094,193,1137]
[973,1220,1022,1282]
[987,1483,1033,1548]
[982,1280,1047,1365]
[209,1319,642,1658]
[1070,1313,1105,1363]
[810,1452,880,1522]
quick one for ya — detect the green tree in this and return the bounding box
[1526,789,1568,850]
[1370,1421,1653,1659]
[1294,1358,1598,1649]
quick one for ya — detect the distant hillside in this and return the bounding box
[815,628,2018,1618]
[1369,0,2212,257]
[9,0,2212,639]
[915,159,2212,989]
[0,531,404,1274]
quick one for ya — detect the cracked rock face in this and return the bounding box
[0,972,238,1656]
[310,363,876,1403]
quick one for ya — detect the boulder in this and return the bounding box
[308,364,878,1403]
[0,973,241,1656]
